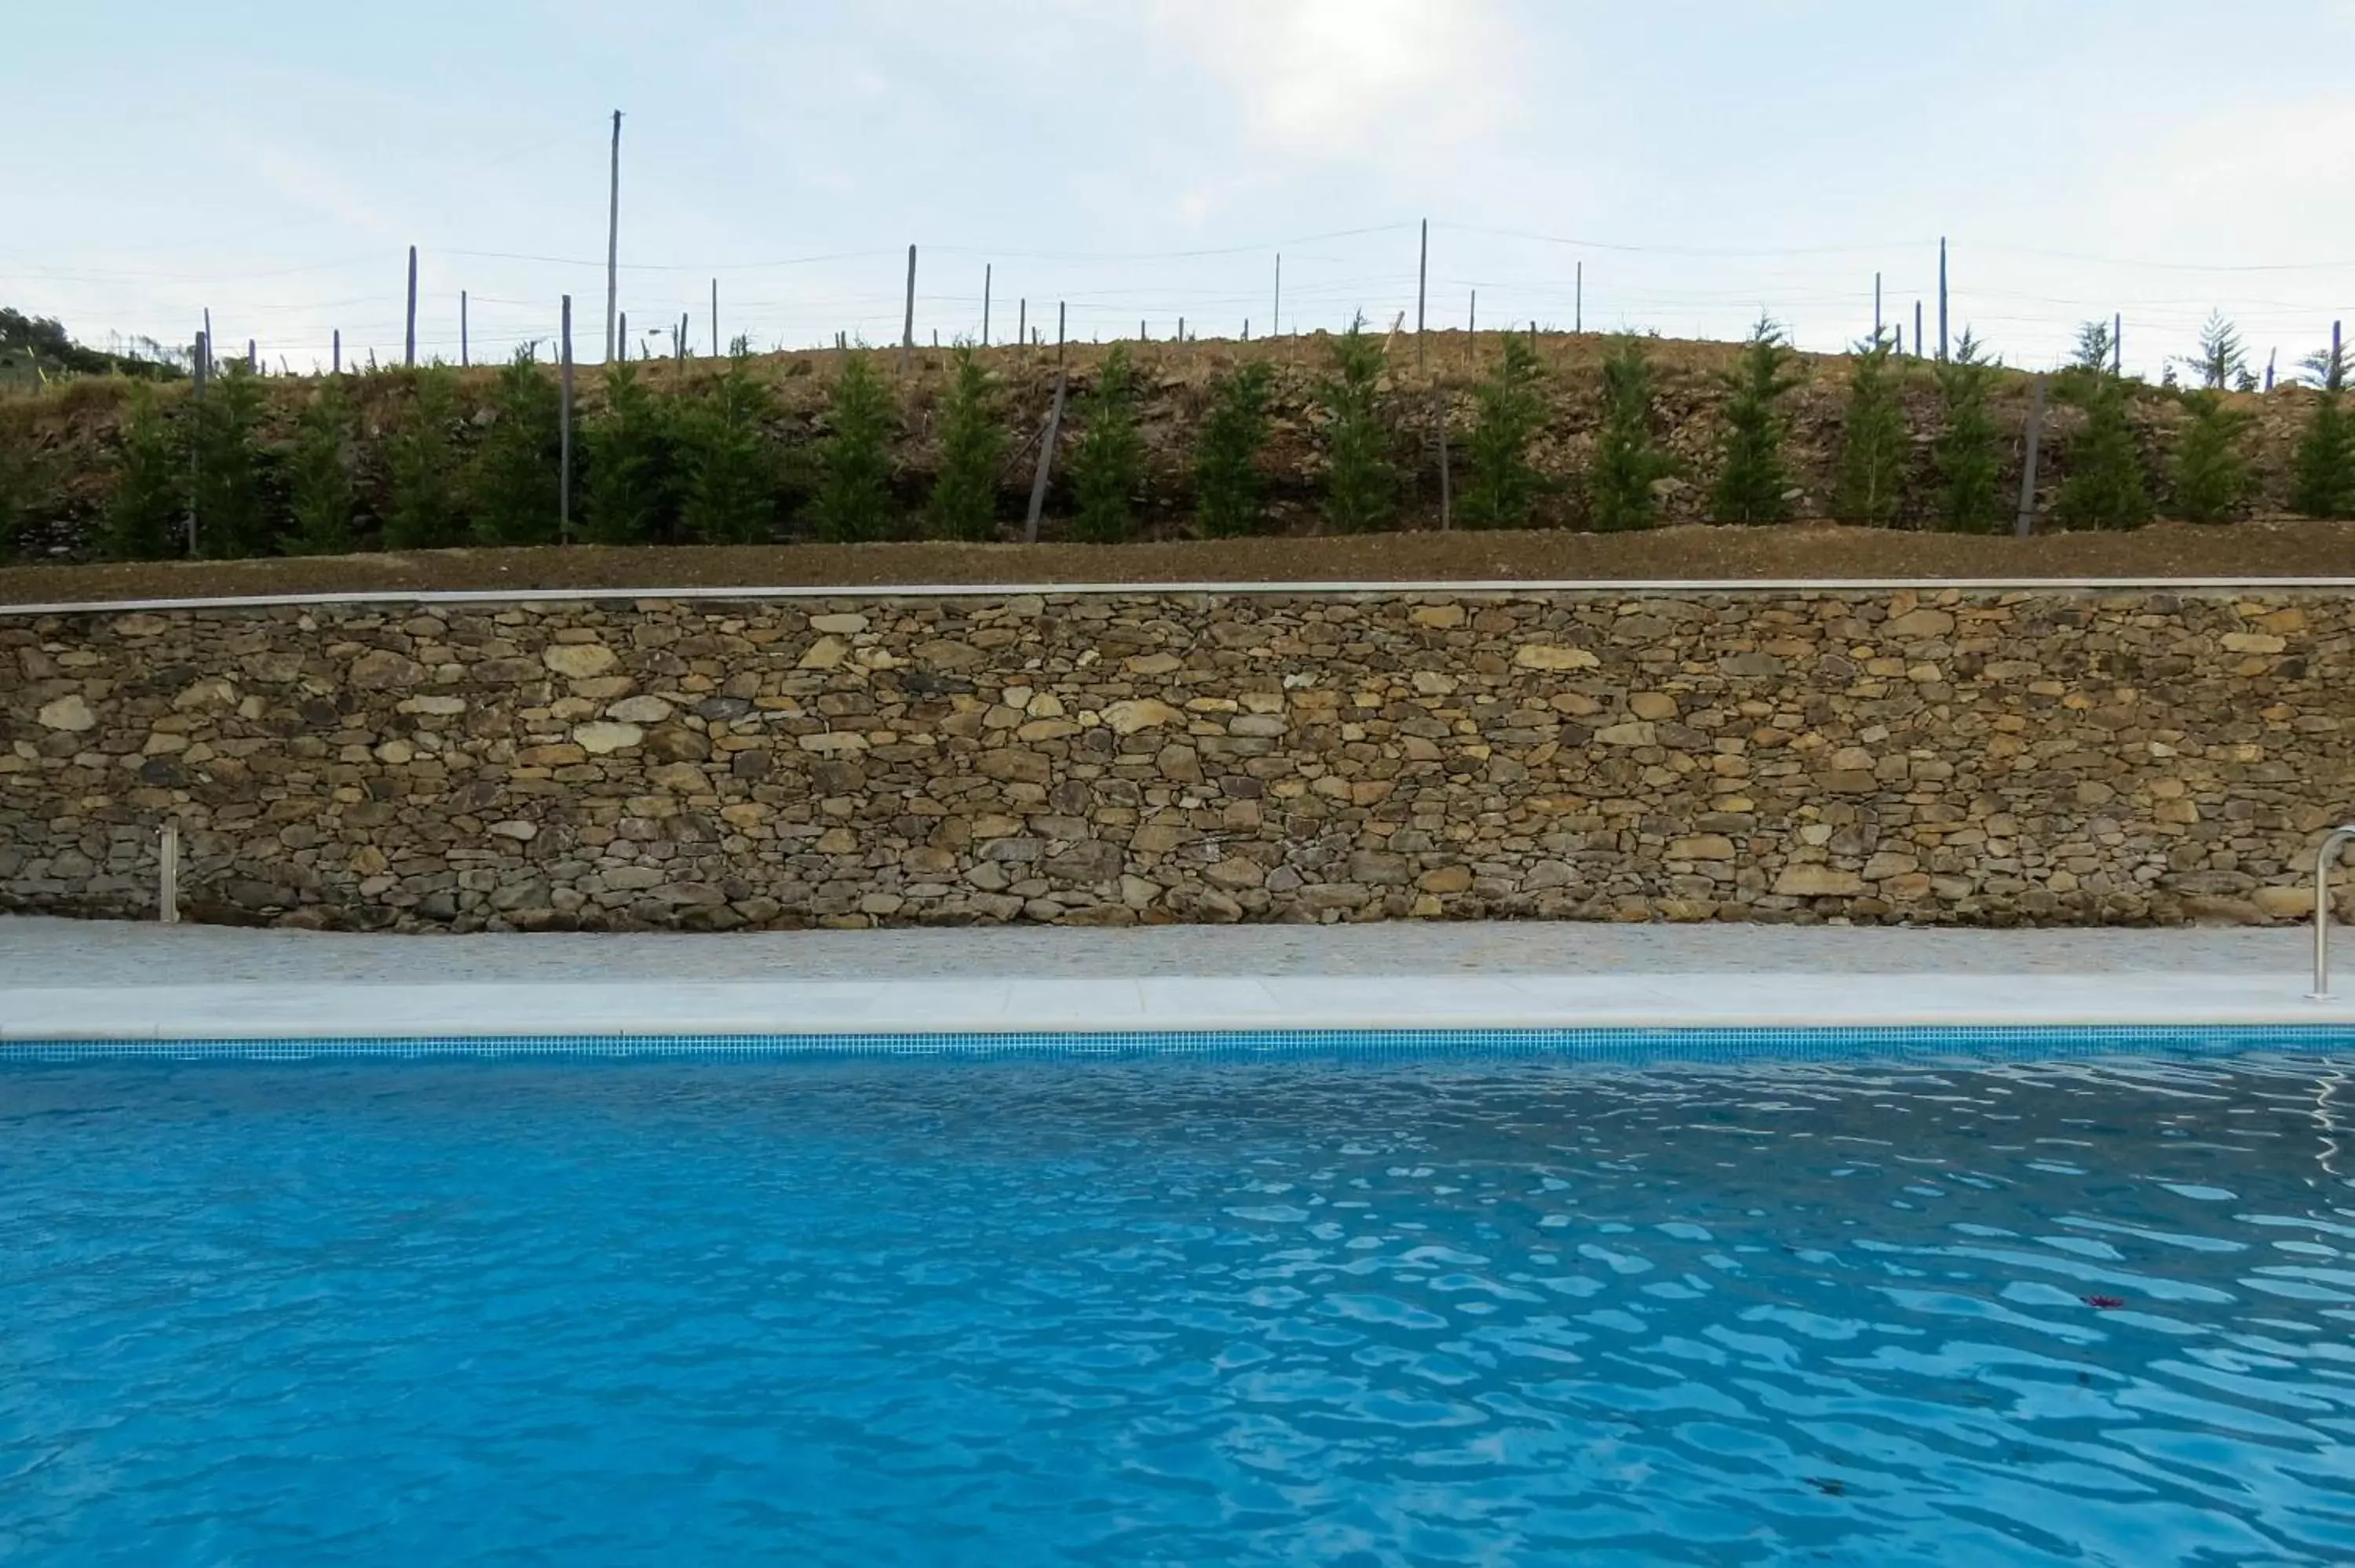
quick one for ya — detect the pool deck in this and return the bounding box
[2,917,2350,1042]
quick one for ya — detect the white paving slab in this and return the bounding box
[5,971,2353,1044]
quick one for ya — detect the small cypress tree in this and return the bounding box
[679,339,780,545]
[107,385,184,560]
[470,348,562,546]
[282,379,356,555]
[1835,330,1908,527]
[2171,390,2255,523]
[2054,362,2152,531]
[2072,319,2116,374]
[1068,345,1145,543]
[1320,317,1396,533]
[1586,335,1675,532]
[2292,339,2355,520]
[809,350,896,543]
[2185,312,2247,391]
[1933,331,2003,532]
[187,359,268,558]
[1460,333,1546,530]
[583,356,675,545]
[926,345,1006,542]
[1193,359,1275,538]
[383,365,466,550]
[1711,317,1798,524]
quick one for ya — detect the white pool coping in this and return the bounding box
[5,970,2353,1044]
[5,576,2353,618]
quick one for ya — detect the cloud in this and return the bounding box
[1146,0,1521,162]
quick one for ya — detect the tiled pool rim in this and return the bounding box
[11,1023,2355,1064]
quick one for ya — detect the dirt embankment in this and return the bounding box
[5,521,2355,608]
[0,330,2331,569]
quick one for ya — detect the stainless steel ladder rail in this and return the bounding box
[2313,826,2355,1000]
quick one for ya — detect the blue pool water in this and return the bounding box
[5,1052,2353,1566]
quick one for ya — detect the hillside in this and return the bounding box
[0,328,2335,569]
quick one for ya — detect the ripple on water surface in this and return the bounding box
[4,1054,2355,1566]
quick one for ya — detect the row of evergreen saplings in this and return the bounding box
[80,319,2355,560]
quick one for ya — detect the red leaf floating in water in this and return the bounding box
[2082,1295,2126,1310]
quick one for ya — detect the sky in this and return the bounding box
[5,0,2353,379]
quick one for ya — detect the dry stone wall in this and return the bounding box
[2,588,2349,931]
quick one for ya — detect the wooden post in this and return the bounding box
[1017,298,1026,354]
[681,312,690,363]
[2113,312,2123,377]
[1415,217,1428,369]
[559,296,575,544]
[1937,237,1949,362]
[2267,348,2277,392]
[1469,290,1477,337]
[1138,319,1146,342]
[1057,301,1066,363]
[332,329,341,374]
[982,264,991,348]
[1875,272,1882,341]
[605,111,623,362]
[1435,385,1451,531]
[461,290,469,366]
[619,310,629,361]
[188,332,206,556]
[246,339,256,373]
[1273,253,1282,338]
[710,278,719,356]
[1575,262,1583,334]
[900,244,917,371]
[405,245,418,366]
[1024,368,1068,544]
[2014,374,2047,537]
[1915,301,1924,360]
[1243,319,1251,341]
[1895,324,1904,357]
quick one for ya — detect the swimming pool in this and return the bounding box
[5,1048,2353,1565]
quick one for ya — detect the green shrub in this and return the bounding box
[1586,336,1675,532]
[0,407,37,558]
[1710,318,1798,523]
[1068,346,1145,543]
[107,385,184,559]
[2171,391,2254,523]
[1460,334,1546,530]
[1194,359,1274,538]
[282,380,356,555]
[1320,319,1395,533]
[1835,330,1907,526]
[188,360,268,559]
[2293,340,2355,520]
[2071,319,2116,374]
[2054,364,2152,531]
[809,350,896,543]
[926,345,1006,542]
[469,348,562,546]
[584,357,676,545]
[1932,332,2003,532]
[383,365,466,550]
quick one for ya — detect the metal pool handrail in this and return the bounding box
[2314,826,2355,1000]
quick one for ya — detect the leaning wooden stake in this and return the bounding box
[559,295,575,543]
[1024,370,1068,545]
[2014,375,2047,537]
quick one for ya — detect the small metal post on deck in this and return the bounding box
[2313,826,2355,998]
[158,821,181,924]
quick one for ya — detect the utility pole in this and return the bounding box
[1874,272,1882,341]
[710,279,719,356]
[982,264,991,348]
[1415,218,1429,368]
[404,246,418,366]
[605,111,623,363]
[900,244,917,371]
[1575,262,1583,334]
[1937,237,1949,362]
[1273,253,1282,338]
[461,290,469,368]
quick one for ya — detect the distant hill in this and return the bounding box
[0,308,186,388]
